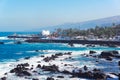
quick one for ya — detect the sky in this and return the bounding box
[0,0,120,31]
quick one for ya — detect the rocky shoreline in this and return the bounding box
[0,50,120,80]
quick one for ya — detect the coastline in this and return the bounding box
[0,49,120,80]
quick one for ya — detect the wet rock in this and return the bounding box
[85,55,89,57]
[83,66,88,71]
[17,63,29,68]
[68,43,74,47]
[0,42,4,44]
[32,70,37,73]
[100,51,114,58]
[118,73,120,80]
[43,57,51,62]
[35,50,39,52]
[43,53,65,62]
[36,64,41,68]
[46,77,54,80]
[86,44,92,47]
[30,67,33,70]
[1,77,6,80]
[99,51,120,60]
[10,63,31,76]
[99,51,119,59]
[24,57,30,60]
[72,69,82,77]
[61,70,71,74]
[55,53,63,56]
[89,51,96,54]
[118,61,120,67]
[96,60,99,62]
[115,54,120,58]
[71,68,107,79]
[17,71,31,76]
[14,41,22,44]
[41,55,44,57]
[32,78,39,80]
[43,54,58,62]
[42,65,59,72]
[4,73,7,75]
[37,61,41,63]
[93,68,101,72]
[64,64,67,66]
[57,76,64,78]
[92,55,97,58]
[111,51,119,54]
[23,63,29,67]
[77,71,93,79]
[64,52,72,55]
[93,72,107,80]
[106,57,113,61]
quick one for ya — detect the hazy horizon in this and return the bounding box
[0,0,120,31]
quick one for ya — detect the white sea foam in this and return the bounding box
[0,49,119,80]
[0,36,9,40]
[73,44,87,47]
[0,62,15,77]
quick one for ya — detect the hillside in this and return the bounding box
[30,15,120,31]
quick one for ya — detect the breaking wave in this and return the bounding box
[0,36,9,40]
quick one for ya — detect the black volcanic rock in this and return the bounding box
[24,57,30,60]
[0,42,4,44]
[42,65,59,72]
[1,77,6,80]
[118,73,120,80]
[62,70,71,74]
[16,71,31,76]
[83,66,88,71]
[118,61,120,67]
[32,78,39,80]
[10,63,31,76]
[36,64,41,68]
[106,57,113,61]
[99,51,119,58]
[46,77,54,80]
[100,51,114,58]
[64,52,72,55]
[89,51,96,54]
[57,76,64,78]
[93,72,107,80]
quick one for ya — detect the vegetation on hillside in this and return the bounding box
[54,24,120,38]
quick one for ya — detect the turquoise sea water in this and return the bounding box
[0,32,120,62]
[0,32,120,80]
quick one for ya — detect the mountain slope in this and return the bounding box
[30,15,120,31]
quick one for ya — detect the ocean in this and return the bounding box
[0,32,120,61]
[0,32,120,80]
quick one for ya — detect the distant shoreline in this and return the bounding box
[25,39,120,46]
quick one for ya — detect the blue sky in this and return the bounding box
[0,0,120,31]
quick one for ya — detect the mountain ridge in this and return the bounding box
[29,15,120,31]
